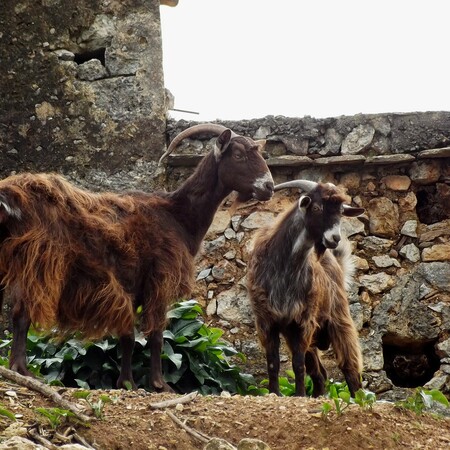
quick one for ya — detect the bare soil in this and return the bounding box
[0,381,449,450]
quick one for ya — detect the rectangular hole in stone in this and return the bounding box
[74,48,106,66]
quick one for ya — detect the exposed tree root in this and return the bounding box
[0,365,91,423]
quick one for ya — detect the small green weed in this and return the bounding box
[322,380,352,417]
[72,390,113,419]
[396,387,449,415]
[35,407,76,429]
[0,404,16,422]
[354,387,376,410]
[392,432,402,444]
[321,380,376,419]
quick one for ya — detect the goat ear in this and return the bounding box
[343,205,365,217]
[253,139,266,150]
[298,195,311,210]
[215,129,233,155]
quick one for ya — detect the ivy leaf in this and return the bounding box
[74,379,91,390]
[339,391,351,404]
[170,319,203,338]
[166,300,203,319]
[427,389,449,407]
[166,352,183,370]
[321,402,332,417]
[94,340,114,352]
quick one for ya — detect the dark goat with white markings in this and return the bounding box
[247,180,364,396]
[0,123,274,391]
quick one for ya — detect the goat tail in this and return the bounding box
[327,289,363,377]
[332,238,356,290]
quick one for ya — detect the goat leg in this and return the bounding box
[117,334,137,389]
[292,350,306,396]
[341,366,362,397]
[264,327,281,396]
[284,323,309,396]
[305,349,326,397]
[9,300,32,377]
[148,330,174,393]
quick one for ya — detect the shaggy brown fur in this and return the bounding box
[0,173,192,336]
[247,182,364,397]
[0,126,273,391]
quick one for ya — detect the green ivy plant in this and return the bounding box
[161,300,255,394]
[255,370,314,397]
[0,300,256,395]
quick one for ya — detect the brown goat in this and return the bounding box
[247,180,364,397]
[0,123,274,391]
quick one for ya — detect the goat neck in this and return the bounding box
[168,150,230,255]
[265,206,312,269]
[284,207,315,262]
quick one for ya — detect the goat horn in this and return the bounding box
[274,180,318,193]
[158,123,231,165]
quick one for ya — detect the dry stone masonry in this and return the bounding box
[167,114,450,395]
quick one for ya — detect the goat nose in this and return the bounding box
[333,234,341,244]
[264,181,274,193]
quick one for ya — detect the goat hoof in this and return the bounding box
[312,389,326,398]
[152,380,174,393]
[269,390,282,397]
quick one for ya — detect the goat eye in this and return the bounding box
[234,151,245,161]
[312,204,321,212]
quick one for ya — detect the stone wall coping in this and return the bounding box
[266,155,313,167]
[364,154,416,165]
[314,155,366,166]
[417,147,450,159]
[167,148,447,169]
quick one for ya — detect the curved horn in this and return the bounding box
[158,123,230,165]
[274,180,318,193]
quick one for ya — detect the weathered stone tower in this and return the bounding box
[0,0,166,189]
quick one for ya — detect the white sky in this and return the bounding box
[160,0,449,122]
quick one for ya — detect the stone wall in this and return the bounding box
[0,0,166,191]
[1,0,449,395]
[166,113,450,395]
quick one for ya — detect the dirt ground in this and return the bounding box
[0,380,449,450]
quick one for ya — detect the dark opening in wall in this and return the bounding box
[416,186,447,224]
[382,335,440,388]
[74,48,106,66]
